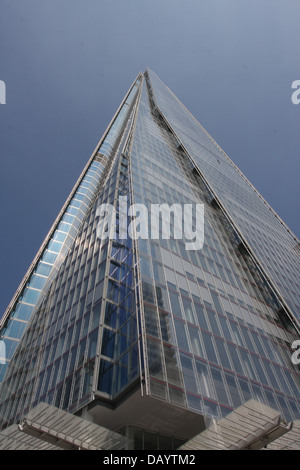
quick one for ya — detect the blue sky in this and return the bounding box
[0,0,299,317]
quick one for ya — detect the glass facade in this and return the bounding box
[0,77,142,426]
[0,75,141,385]
[0,69,299,441]
[128,74,300,424]
[146,69,300,327]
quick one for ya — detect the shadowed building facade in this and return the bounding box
[0,69,299,450]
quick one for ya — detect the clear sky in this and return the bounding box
[0,0,299,317]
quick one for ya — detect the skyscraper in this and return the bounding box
[0,69,299,450]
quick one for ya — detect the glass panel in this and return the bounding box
[180,353,198,393]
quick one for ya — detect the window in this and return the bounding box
[188,325,204,358]
[211,368,230,405]
[180,354,198,393]
[195,361,215,399]
[169,291,183,318]
[202,331,218,364]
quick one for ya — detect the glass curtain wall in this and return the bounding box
[0,69,299,433]
[128,74,300,423]
[146,69,300,327]
[0,77,142,428]
[0,76,141,386]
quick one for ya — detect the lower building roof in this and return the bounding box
[0,399,299,450]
